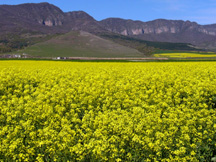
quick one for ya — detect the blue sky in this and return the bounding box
[1,0,216,25]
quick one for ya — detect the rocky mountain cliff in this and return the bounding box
[0,3,65,34]
[100,18,216,36]
[100,18,216,48]
[0,2,105,34]
[0,2,216,51]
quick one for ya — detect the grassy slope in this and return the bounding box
[0,32,61,53]
[17,31,144,58]
[99,33,199,56]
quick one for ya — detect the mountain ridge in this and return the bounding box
[1,2,215,35]
[0,2,216,54]
[100,18,216,46]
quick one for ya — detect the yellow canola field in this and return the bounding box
[154,53,216,58]
[0,61,216,162]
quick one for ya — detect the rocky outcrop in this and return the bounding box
[3,3,65,26]
[202,24,216,36]
[0,3,105,34]
[0,2,67,34]
[100,18,216,36]
[20,2,65,27]
[38,19,63,26]
[99,18,216,46]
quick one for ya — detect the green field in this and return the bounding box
[15,31,144,58]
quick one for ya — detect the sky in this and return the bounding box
[1,0,216,25]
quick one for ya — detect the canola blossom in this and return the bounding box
[0,61,216,161]
[154,53,216,58]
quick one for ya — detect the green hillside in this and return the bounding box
[17,31,144,58]
[99,33,199,56]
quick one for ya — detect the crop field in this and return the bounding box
[0,61,216,161]
[154,52,216,58]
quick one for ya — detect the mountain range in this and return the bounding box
[0,2,216,57]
